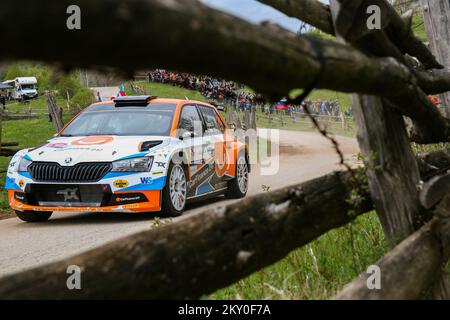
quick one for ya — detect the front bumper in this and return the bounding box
[8,186,162,213]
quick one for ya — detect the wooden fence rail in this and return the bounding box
[0,149,449,299]
[0,171,372,299]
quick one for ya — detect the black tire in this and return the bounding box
[15,210,52,223]
[160,162,188,218]
[226,151,249,199]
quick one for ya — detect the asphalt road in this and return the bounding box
[0,130,359,278]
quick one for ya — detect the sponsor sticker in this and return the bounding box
[47,143,68,149]
[72,136,113,146]
[113,180,129,189]
[115,196,141,203]
[18,180,25,188]
[140,177,153,185]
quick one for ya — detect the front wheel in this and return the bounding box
[15,210,52,223]
[160,163,188,217]
[226,151,249,199]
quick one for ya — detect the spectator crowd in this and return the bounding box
[147,70,265,111]
[146,70,348,117]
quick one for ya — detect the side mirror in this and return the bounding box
[179,131,195,141]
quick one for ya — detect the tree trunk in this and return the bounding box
[420,0,450,117]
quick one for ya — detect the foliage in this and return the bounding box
[2,63,94,108]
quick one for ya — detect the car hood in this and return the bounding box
[26,135,173,166]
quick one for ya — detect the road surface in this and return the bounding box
[0,130,359,278]
[91,87,120,101]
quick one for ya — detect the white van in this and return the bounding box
[2,77,38,100]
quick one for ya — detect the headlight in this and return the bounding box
[111,156,153,172]
[17,157,32,172]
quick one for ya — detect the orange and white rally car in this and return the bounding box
[5,96,250,222]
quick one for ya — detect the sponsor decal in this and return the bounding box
[47,142,68,149]
[9,161,16,168]
[152,171,163,175]
[155,162,166,168]
[140,177,153,185]
[54,147,103,152]
[114,179,129,188]
[214,141,230,177]
[115,196,141,203]
[65,157,73,164]
[72,136,113,146]
[18,180,25,188]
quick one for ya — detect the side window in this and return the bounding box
[198,105,221,135]
[178,105,203,136]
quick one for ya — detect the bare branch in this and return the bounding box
[335,0,443,69]
[416,68,450,95]
[0,0,447,142]
[257,0,335,35]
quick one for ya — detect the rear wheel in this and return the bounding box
[15,210,52,223]
[226,151,249,199]
[160,163,187,217]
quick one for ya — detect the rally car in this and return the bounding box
[5,96,250,222]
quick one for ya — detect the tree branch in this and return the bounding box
[335,0,443,70]
[416,68,450,95]
[0,0,448,142]
[257,0,335,35]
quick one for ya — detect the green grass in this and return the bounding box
[128,82,209,102]
[211,212,388,299]
[412,15,427,42]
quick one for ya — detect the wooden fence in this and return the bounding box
[0,0,449,299]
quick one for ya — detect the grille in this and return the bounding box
[29,162,112,183]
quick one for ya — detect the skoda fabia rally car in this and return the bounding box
[6,96,250,222]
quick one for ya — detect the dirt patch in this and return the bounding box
[279,144,305,156]
[0,210,15,221]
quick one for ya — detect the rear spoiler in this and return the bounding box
[114,95,158,107]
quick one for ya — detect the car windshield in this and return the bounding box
[20,84,35,90]
[60,103,176,137]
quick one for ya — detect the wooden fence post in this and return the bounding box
[330,1,423,245]
[243,109,250,129]
[420,0,450,117]
[251,106,257,129]
[45,92,64,132]
[330,0,449,299]
[231,111,242,130]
